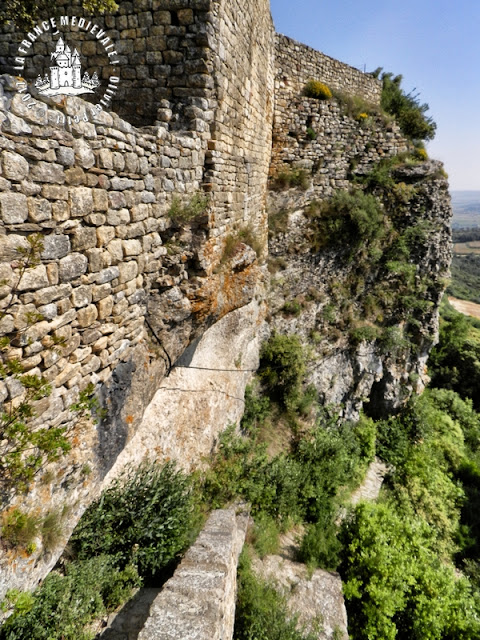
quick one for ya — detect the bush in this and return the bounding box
[340,501,480,640]
[304,80,332,100]
[299,516,342,571]
[1,509,40,553]
[167,192,209,224]
[258,334,306,407]
[0,556,140,640]
[305,190,385,254]
[379,70,436,141]
[270,168,310,191]
[70,461,199,579]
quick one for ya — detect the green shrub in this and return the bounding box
[306,127,317,140]
[378,70,436,141]
[268,208,290,236]
[251,513,281,558]
[1,509,40,552]
[258,334,306,407]
[340,500,480,640]
[270,168,310,191]
[282,300,302,316]
[299,516,342,571]
[349,324,381,345]
[70,461,199,579]
[240,382,271,434]
[304,80,332,100]
[0,556,140,640]
[305,189,385,254]
[168,192,209,224]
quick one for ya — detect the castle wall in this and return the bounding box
[275,33,382,107]
[0,0,274,600]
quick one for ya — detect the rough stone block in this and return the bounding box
[0,192,28,224]
[71,285,93,309]
[72,227,98,251]
[16,264,49,291]
[70,186,93,217]
[77,304,99,328]
[2,150,29,180]
[59,253,88,283]
[27,197,52,222]
[41,235,71,260]
[30,161,65,184]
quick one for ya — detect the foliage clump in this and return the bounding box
[305,189,385,255]
[167,192,209,225]
[0,556,140,640]
[374,69,436,141]
[0,0,117,29]
[270,167,310,192]
[304,80,332,100]
[70,460,199,579]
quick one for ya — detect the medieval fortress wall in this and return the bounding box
[0,0,383,599]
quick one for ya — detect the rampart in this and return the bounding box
[275,33,382,107]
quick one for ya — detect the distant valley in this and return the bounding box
[451,190,480,228]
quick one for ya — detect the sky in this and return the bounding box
[270,0,480,191]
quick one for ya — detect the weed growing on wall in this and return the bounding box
[303,80,332,100]
[0,235,72,495]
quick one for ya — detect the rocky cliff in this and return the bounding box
[0,0,451,602]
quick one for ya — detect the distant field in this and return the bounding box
[451,190,480,228]
[454,241,480,255]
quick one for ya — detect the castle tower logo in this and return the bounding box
[12,15,121,127]
[34,37,100,97]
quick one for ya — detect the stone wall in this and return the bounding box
[0,0,215,128]
[270,97,408,203]
[137,505,249,640]
[0,0,274,600]
[275,33,382,110]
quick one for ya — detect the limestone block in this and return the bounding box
[77,304,98,328]
[34,284,72,306]
[70,186,93,217]
[97,226,116,246]
[2,150,29,180]
[72,227,98,251]
[16,264,49,291]
[99,148,113,170]
[96,266,120,284]
[92,189,109,212]
[27,197,52,222]
[59,253,88,283]
[86,248,106,273]
[122,239,142,256]
[30,162,65,184]
[0,192,28,223]
[42,184,69,200]
[107,209,130,226]
[52,200,70,222]
[73,139,95,169]
[71,285,93,309]
[56,146,75,166]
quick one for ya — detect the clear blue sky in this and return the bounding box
[270,0,480,191]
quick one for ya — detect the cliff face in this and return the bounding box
[268,37,451,418]
[0,1,451,600]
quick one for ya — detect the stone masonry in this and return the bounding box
[0,0,451,614]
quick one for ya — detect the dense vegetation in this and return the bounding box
[374,69,437,142]
[0,0,117,29]
[0,462,200,640]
